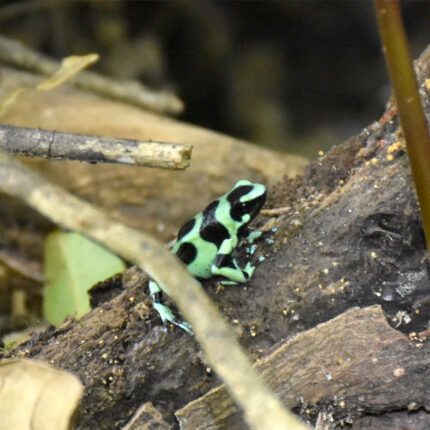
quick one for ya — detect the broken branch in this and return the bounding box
[0,124,191,169]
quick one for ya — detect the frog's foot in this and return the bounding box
[246,230,263,244]
[261,228,277,246]
[244,260,256,277]
[153,302,193,335]
[218,280,237,287]
[149,280,193,335]
[245,244,257,257]
[243,230,273,266]
[167,318,193,335]
[242,229,274,260]
[243,226,277,247]
[212,257,256,284]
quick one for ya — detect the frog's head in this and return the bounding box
[228,180,267,225]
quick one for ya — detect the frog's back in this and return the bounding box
[172,212,219,278]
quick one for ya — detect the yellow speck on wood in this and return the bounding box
[388,141,402,153]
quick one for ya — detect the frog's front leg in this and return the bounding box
[211,237,256,284]
[213,256,256,285]
[148,280,193,334]
[245,228,263,244]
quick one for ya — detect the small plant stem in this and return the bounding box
[375,0,430,255]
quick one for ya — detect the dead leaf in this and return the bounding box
[0,359,83,430]
[0,53,99,116]
[36,54,99,91]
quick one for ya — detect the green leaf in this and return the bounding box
[43,231,126,325]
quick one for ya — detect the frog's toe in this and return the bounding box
[257,227,277,242]
[246,230,263,244]
[244,261,256,276]
[153,303,192,335]
[170,319,193,335]
[246,244,257,257]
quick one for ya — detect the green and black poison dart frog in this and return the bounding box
[148,180,267,334]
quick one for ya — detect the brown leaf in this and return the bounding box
[0,359,83,430]
[36,54,99,91]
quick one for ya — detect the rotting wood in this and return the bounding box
[176,306,430,429]
[122,402,172,430]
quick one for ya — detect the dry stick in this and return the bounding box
[261,206,291,216]
[0,35,184,115]
[0,124,191,169]
[0,151,309,430]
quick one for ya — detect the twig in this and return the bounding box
[261,206,291,216]
[0,35,184,115]
[0,151,309,430]
[0,124,191,169]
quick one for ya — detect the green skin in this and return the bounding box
[149,180,267,334]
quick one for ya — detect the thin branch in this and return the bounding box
[0,151,309,430]
[374,0,430,256]
[0,124,191,169]
[0,35,184,115]
[261,206,291,216]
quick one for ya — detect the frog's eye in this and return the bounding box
[240,202,251,213]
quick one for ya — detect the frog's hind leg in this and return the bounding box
[148,280,193,334]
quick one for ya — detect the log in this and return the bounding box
[177,306,430,428]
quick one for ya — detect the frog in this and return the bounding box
[148,180,267,334]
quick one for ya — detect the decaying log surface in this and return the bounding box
[350,409,430,430]
[176,306,430,428]
[122,402,172,430]
[3,47,430,430]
